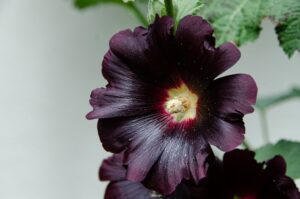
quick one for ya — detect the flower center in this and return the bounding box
[164,83,198,122]
[166,96,190,114]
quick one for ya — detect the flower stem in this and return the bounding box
[164,0,174,18]
[127,2,147,26]
[259,109,270,144]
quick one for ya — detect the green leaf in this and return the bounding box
[256,87,300,110]
[201,0,267,46]
[74,0,148,26]
[201,0,300,57]
[147,0,203,25]
[173,0,203,24]
[74,0,123,8]
[74,0,147,9]
[147,0,166,23]
[255,139,300,179]
[270,0,300,57]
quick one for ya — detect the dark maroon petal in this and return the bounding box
[99,153,126,182]
[175,16,241,89]
[266,155,287,177]
[176,16,214,50]
[223,150,266,197]
[100,153,161,199]
[204,74,257,115]
[200,120,246,152]
[175,16,214,88]
[223,150,264,178]
[109,16,176,83]
[145,131,211,195]
[98,113,166,152]
[167,180,211,199]
[195,150,300,199]
[104,181,153,199]
[101,50,143,88]
[98,114,169,184]
[260,156,300,199]
[99,114,212,195]
[202,74,257,151]
[208,42,241,79]
[204,115,245,151]
[86,86,151,120]
[259,176,300,199]
[124,119,167,182]
[86,51,160,120]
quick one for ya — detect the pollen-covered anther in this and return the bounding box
[164,83,198,122]
[166,96,190,114]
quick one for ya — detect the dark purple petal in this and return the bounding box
[99,154,210,199]
[98,113,166,152]
[260,156,300,199]
[109,16,176,83]
[202,115,245,151]
[223,150,264,180]
[167,180,210,199]
[259,176,300,199]
[86,86,152,120]
[98,114,169,184]
[124,121,167,182]
[176,16,214,50]
[98,114,212,194]
[221,150,265,197]
[175,16,214,89]
[86,51,162,120]
[204,74,257,115]
[100,154,162,199]
[104,181,153,199]
[208,42,241,79]
[194,150,300,199]
[99,153,126,182]
[202,74,257,151]
[175,16,241,89]
[145,130,211,195]
[266,155,287,177]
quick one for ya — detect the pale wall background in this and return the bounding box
[0,0,299,198]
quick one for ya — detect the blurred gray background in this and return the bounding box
[0,0,299,198]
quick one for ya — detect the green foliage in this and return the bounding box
[74,0,123,8]
[256,87,300,110]
[148,0,203,25]
[201,0,300,57]
[173,0,203,24]
[255,139,300,179]
[272,0,300,57]
[74,0,147,9]
[147,0,166,23]
[74,0,148,26]
[201,0,265,46]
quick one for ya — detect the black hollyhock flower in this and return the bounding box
[198,149,300,199]
[100,154,202,199]
[87,15,257,194]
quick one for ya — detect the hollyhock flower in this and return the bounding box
[100,153,202,199]
[87,15,257,194]
[197,149,300,199]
